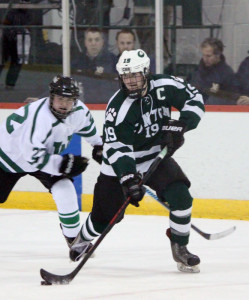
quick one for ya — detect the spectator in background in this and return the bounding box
[72,28,116,76]
[72,28,117,104]
[0,7,31,89]
[115,29,155,73]
[188,38,238,105]
[235,55,249,105]
[115,29,136,61]
[70,0,113,58]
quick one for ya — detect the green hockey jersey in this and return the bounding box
[101,74,205,178]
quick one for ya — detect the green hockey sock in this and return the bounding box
[162,182,193,245]
[80,213,106,242]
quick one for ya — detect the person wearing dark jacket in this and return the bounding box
[114,29,156,73]
[72,28,116,76]
[188,38,238,105]
[0,8,31,89]
[71,28,117,104]
[235,56,249,105]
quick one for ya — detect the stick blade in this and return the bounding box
[208,226,236,240]
[40,268,72,285]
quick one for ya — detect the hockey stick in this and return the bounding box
[145,188,236,240]
[40,146,168,285]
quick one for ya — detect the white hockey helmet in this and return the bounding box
[116,49,150,75]
[116,49,150,98]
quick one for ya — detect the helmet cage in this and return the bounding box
[118,70,149,99]
[116,49,150,99]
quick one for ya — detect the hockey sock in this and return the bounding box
[161,181,193,246]
[51,178,80,238]
[80,213,103,242]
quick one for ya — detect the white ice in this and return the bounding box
[0,209,248,300]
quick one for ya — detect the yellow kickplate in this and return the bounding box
[1,192,248,221]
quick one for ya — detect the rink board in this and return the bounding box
[0,191,248,221]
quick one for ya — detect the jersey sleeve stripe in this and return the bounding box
[134,145,161,159]
[0,148,25,172]
[30,99,47,143]
[106,145,133,159]
[152,78,184,89]
[187,92,204,103]
[185,100,205,112]
[73,106,84,113]
[104,141,133,151]
[41,129,52,144]
[136,157,155,173]
[0,160,15,172]
[78,127,97,138]
[78,118,94,133]
[181,104,205,119]
[108,151,135,165]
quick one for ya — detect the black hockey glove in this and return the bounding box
[92,145,103,164]
[120,173,146,207]
[59,154,89,177]
[161,119,187,157]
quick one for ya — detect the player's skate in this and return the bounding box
[60,223,94,261]
[69,232,94,262]
[166,228,200,273]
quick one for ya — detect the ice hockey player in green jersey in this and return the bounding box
[0,75,103,252]
[69,49,205,273]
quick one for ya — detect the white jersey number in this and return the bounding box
[105,127,117,142]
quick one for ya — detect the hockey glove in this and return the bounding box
[120,173,146,207]
[92,145,103,164]
[59,154,89,177]
[161,119,187,157]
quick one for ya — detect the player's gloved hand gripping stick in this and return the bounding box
[40,146,168,285]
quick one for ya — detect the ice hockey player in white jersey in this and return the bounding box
[68,50,205,273]
[0,75,103,252]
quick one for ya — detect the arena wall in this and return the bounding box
[0,108,248,220]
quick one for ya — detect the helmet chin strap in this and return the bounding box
[141,83,148,97]
[122,74,148,99]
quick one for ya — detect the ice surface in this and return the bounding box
[0,209,248,300]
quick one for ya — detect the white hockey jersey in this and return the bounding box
[0,98,102,175]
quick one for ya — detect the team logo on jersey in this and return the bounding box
[138,50,145,57]
[106,108,117,122]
